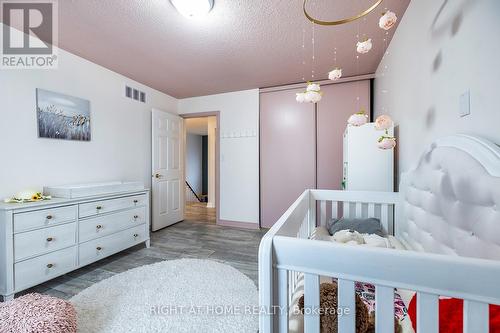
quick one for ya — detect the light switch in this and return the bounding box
[459,90,470,117]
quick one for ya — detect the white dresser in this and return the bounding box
[0,190,150,301]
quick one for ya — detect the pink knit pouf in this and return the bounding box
[0,293,77,333]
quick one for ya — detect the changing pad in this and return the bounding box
[44,181,145,198]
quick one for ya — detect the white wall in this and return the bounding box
[186,133,203,195]
[178,89,259,225]
[374,0,500,183]
[0,31,178,199]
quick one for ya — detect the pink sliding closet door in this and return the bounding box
[316,80,371,190]
[260,88,316,228]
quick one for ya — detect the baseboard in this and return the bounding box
[206,202,215,208]
[218,219,260,230]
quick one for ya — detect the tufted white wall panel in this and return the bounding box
[398,136,500,260]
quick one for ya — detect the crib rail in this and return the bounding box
[258,189,500,333]
[311,189,399,235]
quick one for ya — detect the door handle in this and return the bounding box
[153,173,163,179]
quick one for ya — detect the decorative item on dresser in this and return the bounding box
[0,188,150,302]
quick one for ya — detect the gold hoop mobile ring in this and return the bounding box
[303,0,384,26]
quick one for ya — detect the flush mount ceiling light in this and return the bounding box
[171,0,214,18]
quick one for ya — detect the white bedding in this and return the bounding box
[312,226,406,250]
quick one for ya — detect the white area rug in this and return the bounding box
[70,259,258,333]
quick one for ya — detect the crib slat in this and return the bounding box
[343,202,350,218]
[355,202,363,218]
[320,201,326,227]
[338,279,356,333]
[375,285,394,333]
[331,201,338,219]
[304,273,320,332]
[278,269,289,333]
[381,204,389,232]
[368,203,375,217]
[417,292,438,333]
[463,300,488,333]
[309,193,316,232]
[303,214,310,238]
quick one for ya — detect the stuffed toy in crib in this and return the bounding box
[298,281,402,333]
[332,229,392,248]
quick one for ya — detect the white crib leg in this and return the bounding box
[278,269,289,333]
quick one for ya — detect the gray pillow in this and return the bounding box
[326,217,385,237]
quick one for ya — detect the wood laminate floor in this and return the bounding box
[185,201,216,224]
[17,217,265,300]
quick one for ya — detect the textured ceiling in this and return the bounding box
[36,0,409,98]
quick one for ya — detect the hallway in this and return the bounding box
[185,201,216,224]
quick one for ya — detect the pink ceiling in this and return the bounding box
[56,1,408,98]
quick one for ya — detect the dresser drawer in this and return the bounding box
[79,225,147,267]
[14,246,77,292]
[79,207,146,242]
[14,222,77,261]
[14,205,77,233]
[79,194,147,218]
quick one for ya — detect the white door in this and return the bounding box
[151,109,184,231]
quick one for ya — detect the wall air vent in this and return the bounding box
[125,85,146,103]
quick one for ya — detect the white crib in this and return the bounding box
[259,135,500,333]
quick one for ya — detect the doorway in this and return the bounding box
[182,112,220,224]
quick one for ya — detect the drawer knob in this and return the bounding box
[96,225,103,229]
[96,246,102,251]
[96,206,102,210]
[133,199,139,204]
[133,233,139,238]
[46,263,54,268]
[46,215,53,220]
[133,215,139,219]
[46,237,54,242]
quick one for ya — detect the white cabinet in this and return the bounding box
[343,123,394,192]
[0,190,150,301]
